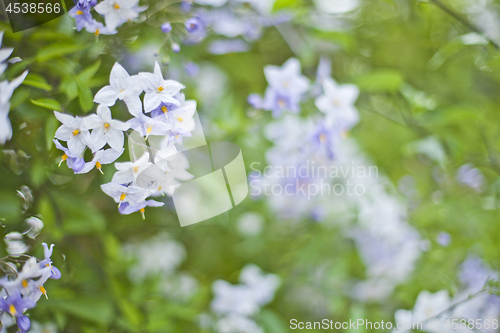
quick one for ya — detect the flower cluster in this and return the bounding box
[68,0,147,36]
[0,31,28,145]
[248,57,425,301]
[53,61,196,218]
[159,0,291,55]
[0,243,61,333]
[207,264,280,333]
[392,257,500,333]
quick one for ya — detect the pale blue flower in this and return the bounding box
[161,22,172,33]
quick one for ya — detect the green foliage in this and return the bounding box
[1,0,500,332]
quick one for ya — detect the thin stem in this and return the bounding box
[424,0,500,50]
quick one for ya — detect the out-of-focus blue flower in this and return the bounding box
[68,6,93,31]
[309,121,338,159]
[161,22,172,33]
[456,163,485,192]
[436,231,451,246]
[172,43,181,53]
[185,17,204,34]
[183,61,200,77]
[459,256,498,292]
[315,77,359,131]
[0,292,36,332]
[312,56,331,96]
[262,87,301,117]
[264,58,310,96]
[181,0,193,12]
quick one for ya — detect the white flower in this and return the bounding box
[153,146,193,196]
[128,114,172,139]
[94,0,141,30]
[0,31,13,76]
[77,147,124,174]
[100,182,150,206]
[123,233,186,282]
[216,314,263,333]
[24,217,44,239]
[84,105,130,152]
[0,70,28,144]
[211,280,260,316]
[194,0,228,7]
[54,111,92,156]
[264,58,310,96]
[170,99,196,133]
[94,62,143,117]
[236,212,264,237]
[392,290,451,333]
[139,61,185,112]
[315,77,359,131]
[84,19,118,36]
[5,232,29,255]
[238,264,280,306]
[314,0,360,14]
[29,321,58,333]
[112,152,153,184]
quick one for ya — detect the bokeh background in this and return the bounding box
[2,0,500,332]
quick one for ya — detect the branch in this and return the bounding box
[425,0,500,50]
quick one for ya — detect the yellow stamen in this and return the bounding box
[146,126,153,134]
[158,185,165,196]
[140,208,145,220]
[162,106,168,113]
[22,280,28,288]
[76,10,83,15]
[175,135,179,138]
[72,129,80,136]
[277,99,286,108]
[319,134,326,142]
[178,117,183,122]
[333,99,341,106]
[96,161,103,174]
[95,29,100,36]
[157,86,164,92]
[104,123,110,129]
[9,304,16,316]
[120,193,126,201]
[113,3,120,9]
[59,154,68,167]
[40,286,48,299]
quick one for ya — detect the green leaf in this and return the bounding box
[273,0,300,11]
[77,79,94,112]
[36,44,86,62]
[23,73,53,91]
[0,191,22,222]
[54,193,106,235]
[77,59,102,84]
[31,98,62,111]
[353,69,404,92]
[258,310,289,333]
[45,116,59,150]
[49,296,114,325]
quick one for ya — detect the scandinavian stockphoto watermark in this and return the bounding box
[249,161,379,199]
